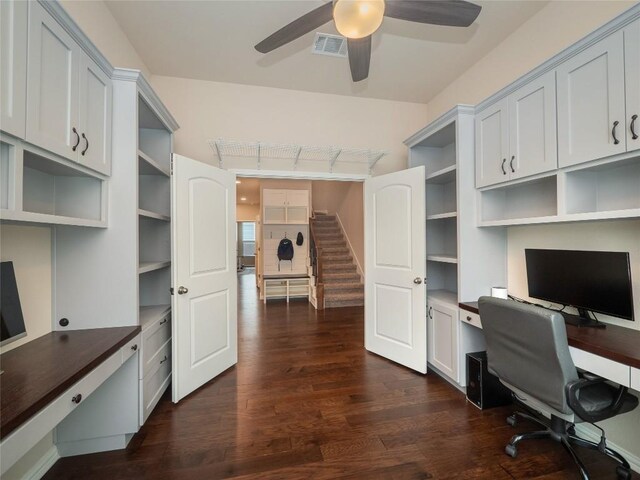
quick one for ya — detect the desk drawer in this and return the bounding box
[569,347,630,386]
[140,313,171,379]
[0,351,121,475]
[461,310,482,330]
[141,340,171,424]
[631,368,640,391]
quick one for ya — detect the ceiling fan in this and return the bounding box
[254,0,482,82]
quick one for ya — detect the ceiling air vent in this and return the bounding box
[312,33,348,58]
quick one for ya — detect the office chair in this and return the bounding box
[478,296,638,480]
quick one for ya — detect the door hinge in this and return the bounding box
[170,155,174,175]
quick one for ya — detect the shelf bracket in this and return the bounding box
[214,141,224,169]
[293,146,302,171]
[368,152,385,174]
[329,148,342,173]
[257,143,261,170]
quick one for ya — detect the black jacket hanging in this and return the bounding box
[296,232,304,246]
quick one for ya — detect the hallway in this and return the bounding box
[45,272,626,479]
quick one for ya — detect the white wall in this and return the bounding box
[237,204,259,222]
[0,225,52,353]
[150,75,428,175]
[425,1,636,122]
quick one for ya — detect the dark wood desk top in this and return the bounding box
[460,302,640,370]
[0,326,140,440]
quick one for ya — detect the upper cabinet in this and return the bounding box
[25,1,112,176]
[557,31,627,167]
[625,19,640,153]
[476,71,557,188]
[262,189,309,224]
[0,0,28,139]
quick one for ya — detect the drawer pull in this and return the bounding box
[467,316,472,321]
[131,344,138,351]
[159,318,168,325]
[160,355,168,364]
[72,393,82,404]
[612,120,620,145]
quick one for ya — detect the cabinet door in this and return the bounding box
[509,70,557,180]
[625,19,640,153]
[428,301,459,382]
[557,31,626,167]
[286,190,309,207]
[262,189,287,207]
[78,54,112,175]
[1,0,28,139]
[475,98,509,188]
[26,1,80,161]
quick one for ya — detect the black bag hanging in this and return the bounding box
[296,232,304,246]
[277,237,294,271]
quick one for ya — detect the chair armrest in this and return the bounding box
[565,376,627,423]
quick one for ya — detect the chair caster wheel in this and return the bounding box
[505,444,518,458]
[507,415,517,427]
[616,465,632,480]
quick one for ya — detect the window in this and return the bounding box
[238,222,256,256]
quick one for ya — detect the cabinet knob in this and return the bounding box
[177,286,188,295]
[131,344,138,351]
[160,355,168,364]
[72,393,82,404]
[467,316,472,321]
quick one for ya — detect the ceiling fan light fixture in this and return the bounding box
[333,0,385,39]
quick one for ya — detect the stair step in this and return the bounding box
[323,263,357,272]
[321,257,352,266]
[317,239,347,247]
[324,282,363,293]
[324,291,364,308]
[313,216,336,222]
[320,246,350,254]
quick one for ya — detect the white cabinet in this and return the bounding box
[476,71,557,188]
[557,31,627,167]
[475,98,509,188]
[0,0,28,139]
[25,1,111,175]
[428,300,459,382]
[631,367,640,391]
[625,19,640,153]
[262,188,309,224]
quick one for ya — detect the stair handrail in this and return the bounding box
[309,217,325,310]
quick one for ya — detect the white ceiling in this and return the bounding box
[105,0,548,104]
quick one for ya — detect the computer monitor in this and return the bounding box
[525,249,634,328]
[1,261,27,347]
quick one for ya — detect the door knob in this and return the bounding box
[413,277,423,285]
[177,286,189,295]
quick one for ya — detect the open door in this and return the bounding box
[364,167,427,373]
[171,154,237,402]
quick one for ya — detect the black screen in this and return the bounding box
[1,261,27,343]
[525,249,634,321]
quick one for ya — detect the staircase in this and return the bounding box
[312,214,364,308]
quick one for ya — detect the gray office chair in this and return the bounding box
[478,296,638,480]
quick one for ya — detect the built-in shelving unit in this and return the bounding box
[139,304,171,330]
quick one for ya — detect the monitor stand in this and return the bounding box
[563,309,606,329]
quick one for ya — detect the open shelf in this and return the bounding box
[426,165,456,185]
[428,289,458,308]
[138,209,170,222]
[427,254,458,264]
[138,261,171,275]
[138,150,169,177]
[0,209,106,228]
[139,266,171,307]
[427,260,457,297]
[139,304,171,330]
[22,149,105,223]
[426,179,456,217]
[139,174,170,218]
[480,175,557,224]
[427,212,457,221]
[139,215,170,265]
[409,122,457,177]
[564,158,640,216]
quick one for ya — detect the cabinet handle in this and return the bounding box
[466,316,472,321]
[160,355,168,364]
[72,128,80,151]
[81,133,89,156]
[631,115,638,140]
[510,156,515,173]
[159,318,168,325]
[501,158,506,175]
[612,121,620,145]
[428,306,433,319]
[131,344,138,351]
[72,393,82,404]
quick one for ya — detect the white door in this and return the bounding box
[1,0,28,139]
[625,19,640,153]
[509,70,557,180]
[475,98,509,188]
[78,53,112,175]
[172,154,237,402]
[26,1,80,161]
[364,167,427,373]
[557,31,626,167]
[428,300,459,382]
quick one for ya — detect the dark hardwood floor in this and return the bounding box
[45,272,633,479]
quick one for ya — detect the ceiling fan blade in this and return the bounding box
[254,2,333,53]
[384,0,481,27]
[348,36,371,82]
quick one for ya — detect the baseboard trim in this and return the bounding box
[575,424,640,474]
[334,212,363,280]
[25,445,59,480]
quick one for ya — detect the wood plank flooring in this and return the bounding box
[45,271,634,479]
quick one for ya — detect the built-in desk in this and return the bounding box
[0,327,141,475]
[459,302,640,389]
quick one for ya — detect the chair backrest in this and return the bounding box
[478,296,579,414]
